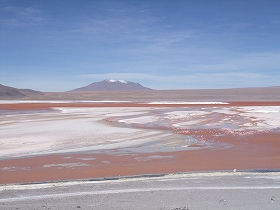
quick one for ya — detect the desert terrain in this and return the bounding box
[0,88,280,209]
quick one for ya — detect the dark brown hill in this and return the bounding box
[0,84,42,99]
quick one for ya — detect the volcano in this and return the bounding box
[68,80,152,92]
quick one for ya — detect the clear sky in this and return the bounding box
[1,0,280,91]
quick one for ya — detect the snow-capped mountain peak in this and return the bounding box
[107,79,128,84]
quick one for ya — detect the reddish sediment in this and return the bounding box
[1,101,280,110]
[0,131,279,184]
[0,102,280,184]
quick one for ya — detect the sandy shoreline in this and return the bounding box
[1,171,279,209]
[0,101,280,184]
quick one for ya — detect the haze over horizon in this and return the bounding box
[1,0,280,92]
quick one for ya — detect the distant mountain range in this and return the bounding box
[1,81,280,101]
[0,80,152,99]
[69,80,152,92]
[0,84,43,99]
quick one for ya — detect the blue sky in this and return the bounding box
[1,0,280,91]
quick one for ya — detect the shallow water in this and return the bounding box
[0,109,56,115]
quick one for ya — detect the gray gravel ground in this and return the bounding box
[0,171,279,210]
